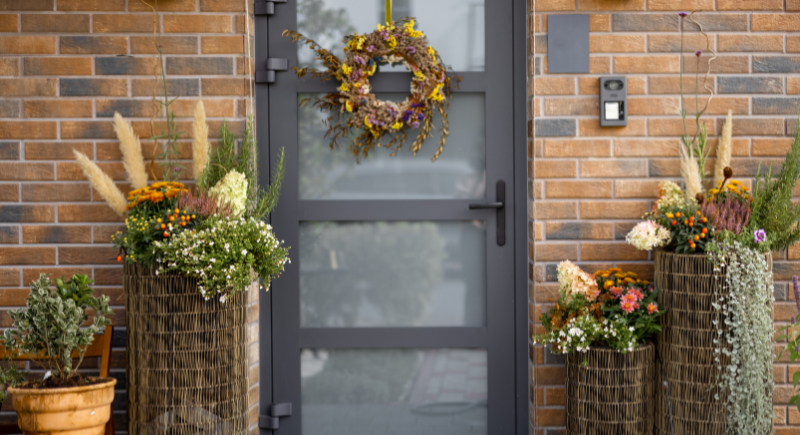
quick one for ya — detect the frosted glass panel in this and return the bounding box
[299,221,486,327]
[301,349,488,435]
[296,0,485,72]
[299,93,486,200]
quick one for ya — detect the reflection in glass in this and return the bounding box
[301,349,488,435]
[297,0,485,72]
[299,93,486,200]
[299,221,486,327]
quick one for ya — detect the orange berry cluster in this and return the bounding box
[157,208,196,238]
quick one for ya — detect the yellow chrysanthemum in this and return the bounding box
[413,70,426,81]
[364,116,372,128]
[387,36,397,50]
[427,46,436,57]
[342,64,352,75]
[428,83,444,102]
[346,101,353,112]
[391,121,403,130]
[339,83,350,92]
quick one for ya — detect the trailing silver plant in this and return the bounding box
[707,241,775,434]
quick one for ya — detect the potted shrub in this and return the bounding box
[3,274,115,434]
[534,262,662,434]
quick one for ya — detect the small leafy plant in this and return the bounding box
[2,274,113,385]
[0,358,25,404]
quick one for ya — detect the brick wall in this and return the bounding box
[529,1,800,433]
[0,1,258,433]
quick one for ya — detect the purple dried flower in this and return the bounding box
[417,113,425,120]
[412,121,420,128]
[754,229,767,244]
[386,105,398,117]
[695,50,703,57]
[380,29,390,40]
[678,12,688,17]
[403,110,413,123]
[173,167,180,172]
[354,56,366,65]
[367,45,375,53]
[406,46,416,54]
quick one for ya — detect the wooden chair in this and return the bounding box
[0,325,115,435]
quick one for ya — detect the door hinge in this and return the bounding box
[254,0,287,16]
[256,58,288,84]
[259,403,292,430]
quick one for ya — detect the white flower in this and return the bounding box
[220,295,227,303]
[242,249,248,255]
[626,220,671,251]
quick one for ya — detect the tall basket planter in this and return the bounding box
[124,263,251,435]
[566,342,655,435]
[654,250,772,435]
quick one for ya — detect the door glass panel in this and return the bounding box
[301,348,488,435]
[296,0,485,72]
[299,221,487,327]
[299,93,486,200]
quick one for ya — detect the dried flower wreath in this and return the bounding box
[284,18,460,161]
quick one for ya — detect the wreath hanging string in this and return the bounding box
[283,13,460,162]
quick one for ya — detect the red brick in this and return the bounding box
[59,246,119,265]
[24,100,93,118]
[544,98,598,116]
[580,160,648,178]
[647,34,710,53]
[164,15,232,33]
[0,122,57,140]
[533,160,576,179]
[627,97,680,116]
[719,0,783,9]
[201,77,247,96]
[533,0,575,11]
[683,55,749,74]
[60,36,128,55]
[649,76,714,95]
[542,139,611,157]
[92,225,125,244]
[57,162,125,182]
[579,119,646,137]
[21,14,89,32]
[534,243,578,261]
[581,201,649,220]
[57,0,125,10]
[0,185,19,202]
[60,121,116,140]
[60,78,128,97]
[0,58,18,76]
[130,36,198,54]
[94,267,123,285]
[22,226,91,243]
[24,142,93,160]
[0,36,56,54]
[534,202,578,220]
[647,118,715,137]
[581,243,646,261]
[615,139,679,157]
[578,0,644,10]
[615,180,660,199]
[93,14,154,33]
[0,14,18,32]
[128,0,197,11]
[752,13,800,32]
[753,139,795,157]
[21,267,91,286]
[58,204,123,223]
[21,184,91,202]
[683,96,750,116]
[0,205,54,223]
[534,77,575,96]
[727,118,785,136]
[0,164,53,182]
[578,76,645,95]
[199,0,246,11]
[718,34,784,52]
[0,247,55,265]
[546,222,613,240]
[615,56,679,73]
[96,141,192,161]
[546,181,612,199]
[0,269,20,287]
[589,35,645,53]
[647,0,714,10]
[0,78,56,97]
[201,35,244,54]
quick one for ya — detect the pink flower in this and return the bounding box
[621,301,636,314]
[628,288,644,302]
[609,286,623,298]
[647,302,659,314]
[621,293,637,305]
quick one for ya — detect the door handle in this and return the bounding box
[468,180,505,246]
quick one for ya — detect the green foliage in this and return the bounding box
[708,242,774,434]
[113,204,200,265]
[156,216,290,300]
[2,274,113,380]
[778,320,800,415]
[0,358,25,404]
[197,120,285,221]
[739,109,800,252]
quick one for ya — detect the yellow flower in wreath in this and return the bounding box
[429,83,445,102]
[342,64,352,76]
[339,83,350,92]
[346,101,353,112]
[387,36,398,50]
[391,121,403,130]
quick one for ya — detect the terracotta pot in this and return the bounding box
[8,378,116,435]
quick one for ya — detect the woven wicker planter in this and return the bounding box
[654,250,772,435]
[124,263,250,435]
[565,342,655,435]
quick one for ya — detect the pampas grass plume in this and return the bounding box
[192,100,209,181]
[714,110,733,187]
[73,150,127,216]
[113,112,148,189]
[681,153,703,202]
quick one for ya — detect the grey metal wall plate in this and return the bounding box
[599,76,628,127]
[546,14,589,74]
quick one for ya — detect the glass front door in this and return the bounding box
[257,0,518,433]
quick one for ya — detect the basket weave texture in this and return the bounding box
[654,250,772,435]
[565,342,655,435]
[125,263,251,435]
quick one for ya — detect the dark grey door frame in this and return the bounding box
[255,0,529,432]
